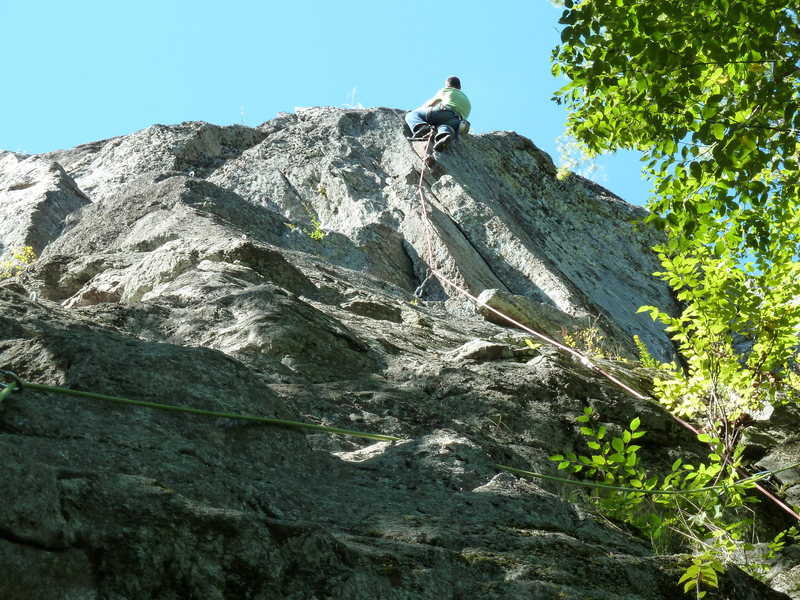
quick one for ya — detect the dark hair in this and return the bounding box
[445,76,461,89]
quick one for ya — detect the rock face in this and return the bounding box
[0,152,90,258]
[0,108,790,599]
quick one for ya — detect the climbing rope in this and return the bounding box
[0,370,401,442]
[496,463,800,496]
[0,371,21,403]
[412,131,438,299]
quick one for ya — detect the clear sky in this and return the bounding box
[1,0,652,206]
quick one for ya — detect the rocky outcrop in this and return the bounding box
[30,108,676,360]
[0,107,792,599]
[0,152,90,259]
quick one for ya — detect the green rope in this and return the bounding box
[5,371,799,494]
[4,376,401,442]
[496,463,798,496]
[0,380,18,405]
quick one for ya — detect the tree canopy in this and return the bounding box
[553,1,800,420]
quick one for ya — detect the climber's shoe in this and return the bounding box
[410,124,433,140]
[433,133,451,152]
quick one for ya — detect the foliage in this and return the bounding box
[555,132,600,181]
[285,203,326,242]
[305,215,326,241]
[637,250,800,427]
[524,338,541,351]
[552,407,765,596]
[553,1,800,428]
[766,525,799,563]
[633,334,665,370]
[551,407,649,521]
[550,6,800,589]
[0,246,36,279]
[562,325,607,358]
[679,556,724,600]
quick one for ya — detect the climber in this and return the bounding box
[405,76,471,152]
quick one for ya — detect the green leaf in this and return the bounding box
[629,417,641,431]
[679,569,696,584]
[612,438,625,453]
[697,433,712,443]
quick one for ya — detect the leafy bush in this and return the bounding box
[0,246,36,279]
[552,407,772,597]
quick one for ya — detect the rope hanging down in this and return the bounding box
[408,136,800,521]
[0,370,401,442]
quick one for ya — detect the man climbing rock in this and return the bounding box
[405,76,471,152]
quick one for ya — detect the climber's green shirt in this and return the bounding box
[434,87,471,119]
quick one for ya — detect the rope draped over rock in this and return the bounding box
[0,370,400,442]
[3,368,799,500]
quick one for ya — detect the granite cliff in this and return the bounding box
[0,107,793,599]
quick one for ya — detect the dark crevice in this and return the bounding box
[0,527,70,553]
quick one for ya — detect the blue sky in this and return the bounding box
[1,0,652,205]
